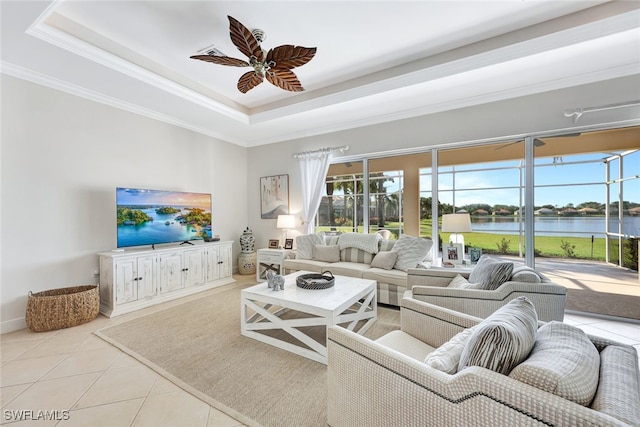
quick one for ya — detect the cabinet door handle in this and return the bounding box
[133,277,138,281]
[138,277,143,281]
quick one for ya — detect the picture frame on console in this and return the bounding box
[284,238,294,250]
[260,174,289,219]
[469,247,482,264]
[444,243,463,265]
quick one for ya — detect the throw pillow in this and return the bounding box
[448,274,484,289]
[391,235,433,272]
[424,326,477,374]
[509,321,600,407]
[510,265,543,283]
[295,233,325,260]
[458,296,538,375]
[468,255,514,290]
[312,245,340,263]
[371,251,398,270]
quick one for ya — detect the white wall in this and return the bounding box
[0,75,248,332]
[245,75,640,249]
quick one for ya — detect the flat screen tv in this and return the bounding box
[116,187,212,248]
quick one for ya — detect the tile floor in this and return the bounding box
[1,275,639,426]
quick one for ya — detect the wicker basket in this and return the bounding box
[25,285,100,332]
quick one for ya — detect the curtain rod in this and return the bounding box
[564,100,640,123]
[293,145,349,158]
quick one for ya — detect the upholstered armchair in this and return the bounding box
[406,258,567,321]
[327,297,640,427]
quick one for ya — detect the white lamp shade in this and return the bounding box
[276,214,295,229]
[441,213,472,232]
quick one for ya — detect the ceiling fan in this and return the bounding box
[190,16,317,94]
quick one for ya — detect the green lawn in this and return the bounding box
[318,221,613,262]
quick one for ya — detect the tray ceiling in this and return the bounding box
[2,1,639,146]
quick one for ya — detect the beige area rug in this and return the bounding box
[95,282,400,427]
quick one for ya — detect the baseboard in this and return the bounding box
[1,317,27,334]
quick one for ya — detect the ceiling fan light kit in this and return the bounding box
[190,16,317,94]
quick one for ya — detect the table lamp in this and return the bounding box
[276,214,295,247]
[441,213,472,250]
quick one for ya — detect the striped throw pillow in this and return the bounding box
[468,255,514,290]
[458,296,538,375]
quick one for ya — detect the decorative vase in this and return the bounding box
[239,227,255,254]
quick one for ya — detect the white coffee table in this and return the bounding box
[240,271,377,364]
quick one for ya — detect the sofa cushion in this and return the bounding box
[371,251,398,270]
[338,232,381,254]
[362,268,407,287]
[458,296,538,375]
[341,247,374,264]
[424,326,477,374]
[448,274,484,289]
[468,256,514,290]
[312,245,340,262]
[282,258,326,273]
[591,345,640,425]
[509,321,600,407]
[376,330,436,362]
[322,262,371,277]
[391,235,433,272]
[296,233,325,260]
[510,265,543,283]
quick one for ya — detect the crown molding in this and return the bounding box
[1,62,248,147]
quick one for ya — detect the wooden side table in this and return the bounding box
[256,248,286,282]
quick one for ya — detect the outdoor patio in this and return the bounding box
[531,258,639,321]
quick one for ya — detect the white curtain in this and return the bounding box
[297,148,332,234]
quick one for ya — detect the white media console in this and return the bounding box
[98,241,234,317]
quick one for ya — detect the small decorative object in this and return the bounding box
[268,239,279,249]
[296,271,335,290]
[238,227,257,275]
[284,238,294,250]
[443,243,464,265]
[260,174,289,219]
[266,270,285,291]
[238,252,257,275]
[469,247,483,264]
[239,227,256,253]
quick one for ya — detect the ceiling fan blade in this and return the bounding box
[266,45,317,69]
[266,68,304,92]
[228,16,264,63]
[237,71,264,93]
[190,55,249,67]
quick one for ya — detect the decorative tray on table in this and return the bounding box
[296,271,335,290]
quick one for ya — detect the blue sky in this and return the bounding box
[417,152,639,207]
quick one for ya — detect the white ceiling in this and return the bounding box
[2,1,639,147]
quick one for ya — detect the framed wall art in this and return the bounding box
[260,174,289,219]
[443,243,463,265]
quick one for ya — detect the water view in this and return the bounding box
[470,216,640,238]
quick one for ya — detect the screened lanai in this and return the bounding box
[319,125,640,320]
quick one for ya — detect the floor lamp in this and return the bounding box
[276,214,295,248]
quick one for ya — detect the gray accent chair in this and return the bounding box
[406,267,567,321]
[327,297,640,427]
